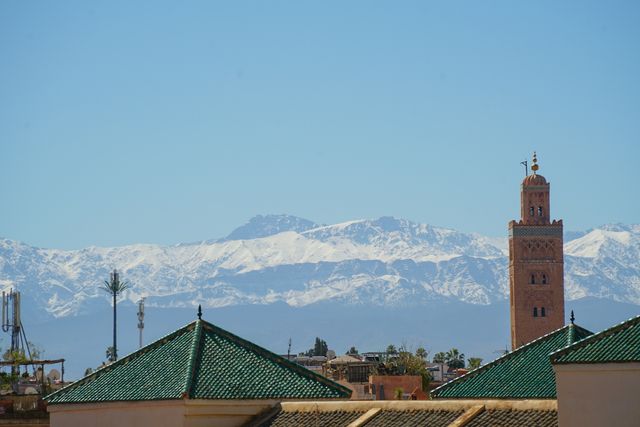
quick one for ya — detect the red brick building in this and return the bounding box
[508,153,564,349]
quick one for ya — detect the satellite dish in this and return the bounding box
[47,369,61,382]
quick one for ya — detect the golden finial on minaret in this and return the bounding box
[531,151,539,174]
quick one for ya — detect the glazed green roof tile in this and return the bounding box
[551,315,640,364]
[431,324,592,399]
[46,319,351,404]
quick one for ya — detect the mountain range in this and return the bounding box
[2,214,640,378]
[1,215,639,319]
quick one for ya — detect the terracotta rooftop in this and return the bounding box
[247,400,558,427]
[523,173,548,186]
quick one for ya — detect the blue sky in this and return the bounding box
[1,1,638,249]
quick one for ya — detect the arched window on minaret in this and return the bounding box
[541,307,546,317]
[538,206,543,216]
[529,207,535,216]
[533,307,538,317]
[542,274,547,284]
[530,274,536,284]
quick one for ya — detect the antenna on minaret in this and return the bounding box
[287,338,292,360]
[197,304,202,320]
[570,310,575,324]
[137,298,145,349]
[520,160,528,177]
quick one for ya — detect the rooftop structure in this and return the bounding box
[551,315,640,427]
[47,317,350,404]
[551,314,640,364]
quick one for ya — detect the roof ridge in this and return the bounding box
[431,323,592,398]
[183,319,204,399]
[550,314,640,363]
[45,321,197,401]
[198,319,352,397]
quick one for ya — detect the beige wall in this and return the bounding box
[48,399,279,427]
[369,375,422,400]
[554,362,640,427]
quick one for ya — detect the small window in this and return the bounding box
[538,206,543,216]
[533,307,538,317]
[529,207,535,216]
[542,274,547,284]
[541,307,546,317]
[530,274,536,284]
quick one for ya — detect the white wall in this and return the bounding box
[48,399,279,427]
[555,362,640,427]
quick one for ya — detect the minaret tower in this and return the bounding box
[508,153,564,349]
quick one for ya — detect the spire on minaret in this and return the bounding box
[531,151,539,175]
[197,304,202,320]
[570,310,575,324]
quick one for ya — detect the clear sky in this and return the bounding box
[1,1,638,249]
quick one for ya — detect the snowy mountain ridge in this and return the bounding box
[1,215,639,318]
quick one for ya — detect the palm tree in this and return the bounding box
[445,348,465,370]
[432,352,446,363]
[467,357,483,370]
[101,269,129,362]
[415,347,428,360]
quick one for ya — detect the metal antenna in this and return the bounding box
[520,160,528,177]
[2,289,30,377]
[137,298,145,349]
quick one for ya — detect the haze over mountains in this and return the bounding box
[1,215,639,320]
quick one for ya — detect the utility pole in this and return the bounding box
[137,298,145,349]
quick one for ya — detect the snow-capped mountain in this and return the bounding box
[221,214,319,242]
[1,216,639,318]
[564,224,640,303]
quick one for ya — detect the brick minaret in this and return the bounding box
[508,153,564,349]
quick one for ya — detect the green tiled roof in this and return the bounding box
[431,324,592,399]
[46,319,351,404]
[551,315,640,364]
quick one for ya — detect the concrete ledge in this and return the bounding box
[279,399,556,413]
[47,399,281,414]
